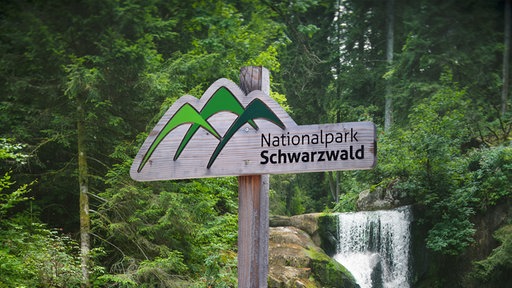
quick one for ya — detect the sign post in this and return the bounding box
[130,66,377,287]
[237,66,269,287]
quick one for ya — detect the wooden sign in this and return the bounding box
[130,78,376,181]
[130,67,377,287]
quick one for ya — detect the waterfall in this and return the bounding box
[333,206,412,288]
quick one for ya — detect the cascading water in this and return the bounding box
[333,206,412,288]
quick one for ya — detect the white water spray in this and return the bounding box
[333,206,412,288]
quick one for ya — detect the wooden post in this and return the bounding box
[238,66,269,288]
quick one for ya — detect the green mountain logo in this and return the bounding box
[137,86,285,172]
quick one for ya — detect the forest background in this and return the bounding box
[1,0,511,287]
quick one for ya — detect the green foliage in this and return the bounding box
[0,217,82,287]
[391,0,501,121]
[465,146,512,211]
[378,73,469,185]
[0,139,82,288]
[0,219,82,288]
[374,69,512,257]
[194,246,237,288]
[420,145,512,255]
[0,138,31,219]
[333,191,359,213]
[425,205,476,255]
[134,252,189,287]
[375,73,479,255]
[270,174,310,216]
[273,0,335,124]
[480,110,512,145]
[93,140,239,285]
[0,138,29,166]
[0,173,30,219]
[328,170,372,212]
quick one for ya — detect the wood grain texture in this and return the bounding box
[238,66,269,288]
[130,77,376,181]
[238,174,269,288]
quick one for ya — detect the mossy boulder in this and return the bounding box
[269,215,359,288]
[307,247,357,287]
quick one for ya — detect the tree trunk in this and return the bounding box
[77,102,91,288]
[502,0,511,116]
[384,0,395,131]
[327,171,340,203]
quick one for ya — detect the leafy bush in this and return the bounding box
[1,138,82,287]
[466,146,512,211]
[0,177,82,287]
[376,73,483,255]
[94,145,240,286]
[0,218,82,288]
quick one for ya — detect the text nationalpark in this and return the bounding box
[260,128,364,164]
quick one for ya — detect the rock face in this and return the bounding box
[269,214,359,288]
[356,179,412,211]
